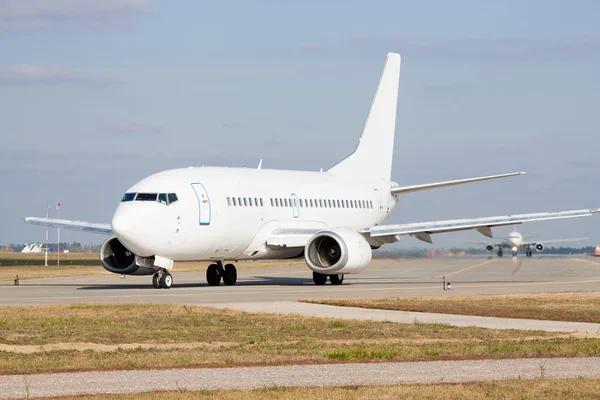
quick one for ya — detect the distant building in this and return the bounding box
[21,243,43,253]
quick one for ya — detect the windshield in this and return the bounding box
[136,193,158,201]
[121,193,136,202]
[121,192,178,205]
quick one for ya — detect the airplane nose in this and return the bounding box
[111,207,132,240]
[111,206,151,256]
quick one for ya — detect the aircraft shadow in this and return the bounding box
[2,276,542,291]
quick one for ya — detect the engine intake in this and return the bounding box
[305,229,372,274]
[100,236,156,275]
[535,243,544,252]
[486,245,494,252]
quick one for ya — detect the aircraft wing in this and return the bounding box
[24,217,112,235]
[522,237,588,247]
[391,172,525,195]
[363,208,599,244]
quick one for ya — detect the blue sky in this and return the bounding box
[1,0,599,248]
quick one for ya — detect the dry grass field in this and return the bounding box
[24,378,600,400]
[1,304,599,374]
[306,292,600,323]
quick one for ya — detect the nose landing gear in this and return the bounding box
[152,271,173,289]
[206,261,237,286]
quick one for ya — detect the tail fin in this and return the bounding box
[328,53,401,181]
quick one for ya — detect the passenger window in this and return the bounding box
[227,197,231,206]
[233,197,237,206]
[121,193,136,202]
[238,197,242,206]
[300,199,304,207]
[309,199,313,207]
[328,200,332,208]
[249,198,253,207]
[318,199,322,208]
[158,193,168,204]
[293,198,298,207]
[255,198,258,207]
[260,198,264,207]
[243,198,247,206]
[275,198,279,207]
[284,199,288,207]
[136,193,157,201]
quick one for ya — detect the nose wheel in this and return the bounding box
[152,272,173,289]
[206,262,237,286]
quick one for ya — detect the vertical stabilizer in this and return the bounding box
[328,53,401,181]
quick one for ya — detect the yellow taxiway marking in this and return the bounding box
[434,259,499,278]
[570,258,600,266]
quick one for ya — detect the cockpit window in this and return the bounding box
[136,193,158,201]
[121,193,136,202]
[158,193,168,204]
[168,193,178,204]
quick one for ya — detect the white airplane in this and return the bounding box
[483,230,587,258]
[24,53,599,289]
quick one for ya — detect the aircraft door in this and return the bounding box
[291,193,299,218]
[191,183,211,225]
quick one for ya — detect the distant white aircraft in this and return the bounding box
[483,230,587,258]
[23,53,599,289]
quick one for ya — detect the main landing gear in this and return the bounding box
[313,271,344,285]
[497,250,503,258]
[206,261,237,286]
[525,247,533,258]
[152,271,173,289]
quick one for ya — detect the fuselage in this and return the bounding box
[506,231,524,249]
[111,167,398,262]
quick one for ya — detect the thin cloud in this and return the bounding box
[0,64,119,86]
[0,0,150,32]
[320,33,600,61]
[111,122,166,136]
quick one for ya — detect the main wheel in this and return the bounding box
[313,271,327,285]
[329,274,344,285]
[159,273,173,289]
[206,264,221,286]
[497,251,503,258]
[152,273,161,289]
[223,264,237,286]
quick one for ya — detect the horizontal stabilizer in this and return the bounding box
[391,172,525,195]
[364,208,599,239]
[24,217,112,235]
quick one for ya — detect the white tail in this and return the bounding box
[328,53,401,181]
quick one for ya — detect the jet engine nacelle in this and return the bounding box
[305,229,372,274]
[486,245,494,252]
[100,236,157,276]
[535,243,544,252]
